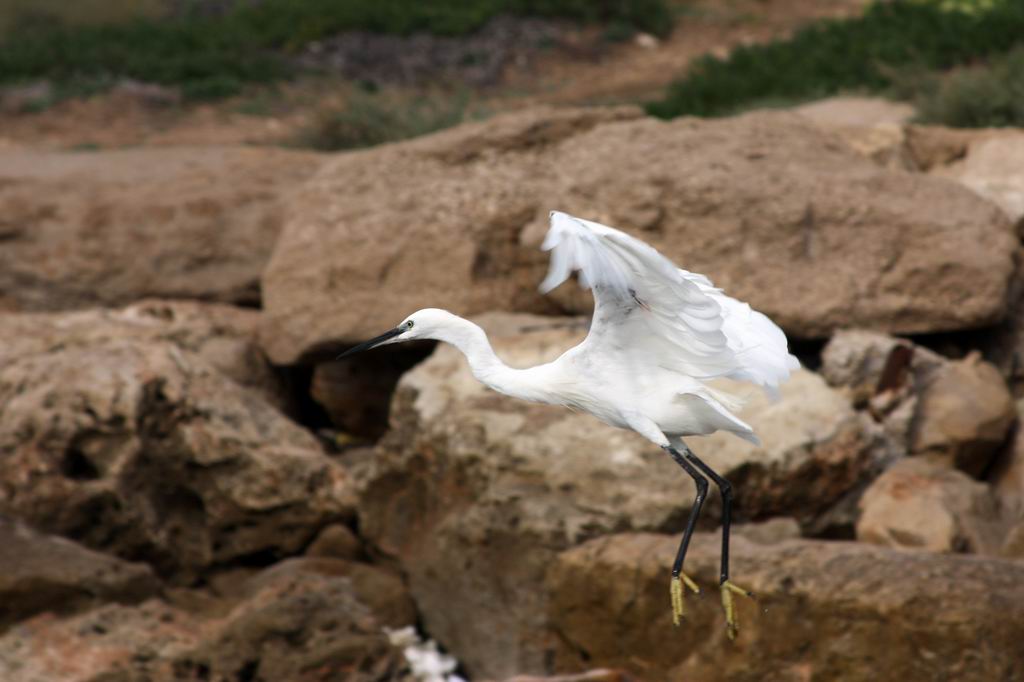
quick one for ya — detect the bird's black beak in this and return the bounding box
[336,327,404,360]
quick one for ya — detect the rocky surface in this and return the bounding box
[260,107,1015,364]
[793,96,915,128]
[355,312,886,679]
[935,130,1024,227]
[0,146,323,312]
[822,330,1015,476]
[992,406,1024,511]
[0,558,413,682]
[547,533,1024,681]
[0,518,160,632]
[856,457,1006,554]
[0,302,352,582]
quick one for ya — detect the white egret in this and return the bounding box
[339,211,799,638]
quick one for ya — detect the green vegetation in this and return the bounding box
[0,0,672,100]
[911,46,1024,127]
[293,88,477,151]
[647,0,1024,119]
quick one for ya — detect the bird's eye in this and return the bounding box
[406,320,414,329]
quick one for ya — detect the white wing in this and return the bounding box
[540,211,798,398]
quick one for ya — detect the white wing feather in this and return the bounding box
[540,211,799,398]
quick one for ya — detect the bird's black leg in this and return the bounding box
[680,443,753,639]
[662,445,707,625]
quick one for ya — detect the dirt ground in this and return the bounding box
[0,0,868,151]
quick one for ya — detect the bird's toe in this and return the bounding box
[720,579,755,640]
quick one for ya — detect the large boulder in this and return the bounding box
[0,302,352,582]
[856,457,1006,555]
[547,533,1024,681]
[0,146,323,311]
[0,518,160,631]
[259,107,1016,364]
[356,313,884,679]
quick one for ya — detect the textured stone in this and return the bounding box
[0,303,352,582]
[547,533,1024,681]
[0,518,160,631]
[823,331,1015,476]
[912,353,1015,476]
[856,457,1006,554]
[935,131,1024,226]
[260,107,1015,365]
[0,559,411,682]
[0,146,322,311]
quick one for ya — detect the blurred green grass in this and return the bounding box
[0,0,673,100]
[646,0,1024,121]
[909,45,1024,127]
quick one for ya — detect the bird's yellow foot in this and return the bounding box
[720,580,754,640]
[670,573,701,626]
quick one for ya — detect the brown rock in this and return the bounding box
[260,107,1015,365]
[0,304,352,582]
[305,523,364,561]
[0,146,323,311]
[1002,520,1024,559]
[793,96,915,128]
[245,557,417,629]
[547,533,1024,681]
[0,558,410,682]
[934,131,1024,227]
[823,331,1015,476]
[856,457,1005,554]
[991,405,1024,509]
[356,313,884,679]
[0,600,202,682]
[732,517,802,545]
[0,518,160,631]
[0,299,289,409]
[496,672,635,682]
[179,560,410,681]
[913,353,1015,476]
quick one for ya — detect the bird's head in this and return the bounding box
[336,308,459,358]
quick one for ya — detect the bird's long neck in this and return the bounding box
[435,317,551,403]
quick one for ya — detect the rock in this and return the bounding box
[794,96,916,128]
[0,146,323,311]
[856,457,1005,554]
[934,131,1024,227]
[0,518,160,631]
[179,559,412,681]
[0,304,353,582]
[245,557,417,629]
[259,107,1015,364]
[546,533,1024,681]
[497,672,635,682]
[305,523,364,561]
[0,600,201,682]
[913,353,1015,475]
[822,331,1015,476]
[794,98,918,171]
[1,299,289,409]
[821,329,925,407]
[991,406,1024,512]
[732,517,802,545]
[356,313,884,679]
[1002,520,1024,559]
[0,558,410,682]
